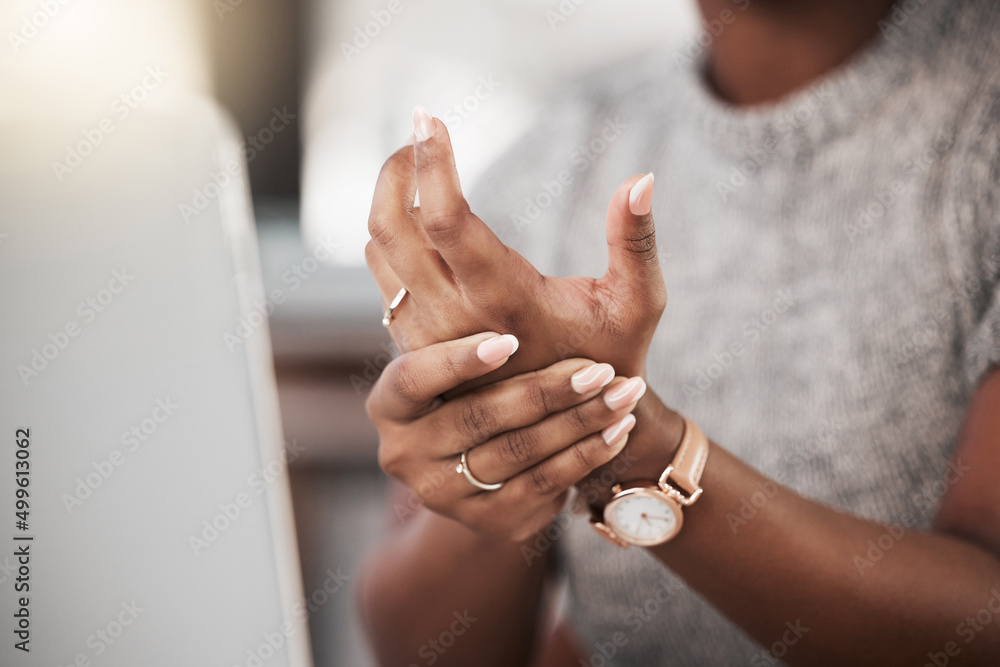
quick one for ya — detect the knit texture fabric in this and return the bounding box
[467,0,1000,663]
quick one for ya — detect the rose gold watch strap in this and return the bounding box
[660,417,709,499]
[588,415,709,547]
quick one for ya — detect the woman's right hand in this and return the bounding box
[366,111,667,386]
[366,331,647,541]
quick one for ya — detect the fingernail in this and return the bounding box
[477,334,519,364]
[628,172,654,216]
[413,105,436,142]
[603,413,636,445]
[604,377,647,410]
[608,433,630,453]
[571,363,615,394]
[404,133,416,146]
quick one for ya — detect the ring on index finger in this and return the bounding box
[382,288,408,327]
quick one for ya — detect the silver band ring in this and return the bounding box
[382,288,408,327]
[456,449,503,491]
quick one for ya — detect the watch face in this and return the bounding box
[604,488,683,547]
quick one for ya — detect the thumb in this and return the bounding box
[602,172,666,301]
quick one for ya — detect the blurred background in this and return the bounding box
[1,0,698,663]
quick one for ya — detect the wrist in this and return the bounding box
[578,390,685,508]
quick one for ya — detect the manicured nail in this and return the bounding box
[571,363,615,394]
[628,172,654,216]
[607,433,630,453]
[477,334,519,364]
[413,105,436,142]
[603,413,636,445]
[604,377,646,410]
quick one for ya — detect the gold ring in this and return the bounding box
[382,288,408,327]
[456,449,503,491]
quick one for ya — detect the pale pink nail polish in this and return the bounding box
[413,105,436,142]
[571,363,616,394]
[477,334,518,364]
[604,377,647,410]
[628,173,655,216]
[603,413,636,445]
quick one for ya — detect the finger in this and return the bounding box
[410,105,510,281]
[600,172,667,303]
[365,241,403,308]
[478,427,634,511]
[367,332,520,422]
[427,359,616,457]
[366,241,420,351]
[366,205,435,300]
[460,376,646,488]
[368,144,448,294]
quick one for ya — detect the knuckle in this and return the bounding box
[565,404,591,434]
[388,359,425,406]
[457,401,497,443]
[527,466,556,496]
[364,391,378,421]
[367,213,398,249]
[569,439,597,474]
[497,428,537,467]
[376,441,405,479]
[422,206,471,246]
[439,345,466,382]
[523,371,553,415]
[503,480,529,507]
[365,375,392,420]
[625,226,658,262]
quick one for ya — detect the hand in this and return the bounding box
[576,387,687,508]
[366,107,666,393]
[366,331,647,541]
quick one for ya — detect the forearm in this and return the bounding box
[359,505,550,667]
[644,421,1000,664]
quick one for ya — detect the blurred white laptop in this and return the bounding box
[0,97,312,666]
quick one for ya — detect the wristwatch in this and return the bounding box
[590,416,709,548]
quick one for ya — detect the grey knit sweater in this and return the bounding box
[468,0,1000,663]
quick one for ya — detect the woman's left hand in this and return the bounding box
[366,107,666,393]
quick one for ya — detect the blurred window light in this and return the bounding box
[301,0,698,265]
[1,0,211,121]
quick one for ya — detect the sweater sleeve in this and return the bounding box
[965,286,1000,388]
[960,89,1000,389]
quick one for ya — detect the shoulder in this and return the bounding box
[912,0,1000,242]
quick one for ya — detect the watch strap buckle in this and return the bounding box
[658,465,703,507]
[657,418,709,507]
